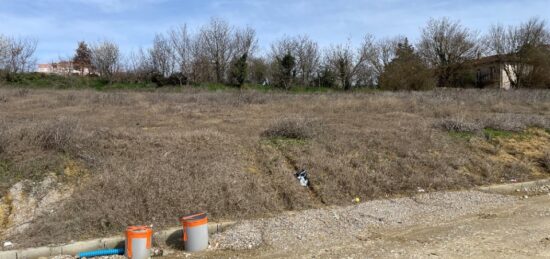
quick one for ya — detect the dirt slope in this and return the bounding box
[1,88,549,246]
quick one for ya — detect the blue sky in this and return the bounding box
[0,0,548,63]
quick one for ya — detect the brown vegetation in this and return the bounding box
[0,87,548,247]
[261,117,315,140]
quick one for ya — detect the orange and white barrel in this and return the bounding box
[179,212,209,252]
[125,226,153,259]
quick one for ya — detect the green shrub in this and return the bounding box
[229,53,248,87]
[378,39,435,91]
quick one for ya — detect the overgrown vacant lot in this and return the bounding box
[0,87,549,246]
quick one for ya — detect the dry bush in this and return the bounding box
[436,117,482,132]
[14,88,29,97]
[34,118,79,152]
[18,131,279,245]
[55,92,80,106]
[262,117,315,139]
[500,163,533,181]
[0,126,8,154]
[478,114,550,131]
[299,127,479,205]
[436,112,549,133]
[143,90,275,110]
[541,152,550,171]
[232,91,272,106]
[89,92,132,106]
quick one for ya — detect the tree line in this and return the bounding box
[1,17,549,89]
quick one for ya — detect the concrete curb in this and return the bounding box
[0,221,235,259]
[477,179,550,194]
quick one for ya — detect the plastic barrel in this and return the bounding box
[180,212,209,252]
[125,226,153,259]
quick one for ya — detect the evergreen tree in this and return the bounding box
[318,66,336,88]
[73,41,92,75]
[379,38,435,90]
[229,53,248,87]
[274,52,296,89]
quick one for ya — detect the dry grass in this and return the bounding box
[0,87,548,246]
[0,125,7,154]
[437,117,482,132]
[262,117,315,140]
[34,117,79,152]
[542,152,550,171]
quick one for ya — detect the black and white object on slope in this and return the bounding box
[295,169,309,187]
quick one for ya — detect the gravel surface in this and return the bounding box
[209,190,516,251]
[45,190,520,258]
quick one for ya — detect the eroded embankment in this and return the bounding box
[0,88,548,248]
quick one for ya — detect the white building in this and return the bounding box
[37,61,90,75]
[473,56,515,90]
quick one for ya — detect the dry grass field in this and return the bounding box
[0,87,549,246]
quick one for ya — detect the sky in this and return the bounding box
[0,0,548,63]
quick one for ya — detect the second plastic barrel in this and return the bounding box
[125,226,153,259]
[179,212,209,252]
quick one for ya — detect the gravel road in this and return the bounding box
[51,189,550,258]
[208,191,516,252]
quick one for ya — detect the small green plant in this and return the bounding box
[262,137,308,148]
[448,131,475,140]
[483,128,531,141]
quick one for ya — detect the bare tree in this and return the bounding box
[149,34,175,78]
[417,17,479,87]
[269,37,298,88]
[368,36,405,79]
[0,35,9,72]
[324,36,377,90]
[126,48,153,82]
[0,36,37,75]
[270,36,298,60]
[169,24,193,84]
[484,17,550,87]
[234,26,258,57]
[270,35,320,86]
[249,56,269,84]
[295,35,320,86]
[228,26,258,86]
[198,18,235,83]
[91,40,120,81]
[190,33,212,83]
